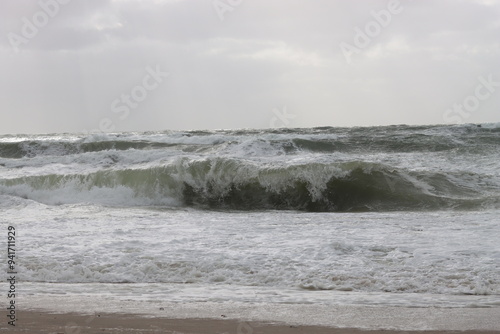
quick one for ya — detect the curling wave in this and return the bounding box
[1,158,498,211]
[1,124,499,211]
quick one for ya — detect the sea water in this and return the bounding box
[1,124,499,329]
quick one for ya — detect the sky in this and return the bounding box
[0,0,499,134]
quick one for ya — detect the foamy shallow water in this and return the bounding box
[2,200,499,309]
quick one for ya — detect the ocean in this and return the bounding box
[1,124,500,329]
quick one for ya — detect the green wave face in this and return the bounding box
[0,124,499,211]
[1,159,498,211]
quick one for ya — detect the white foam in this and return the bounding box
[7,206,500,300]
[0,182,180,207]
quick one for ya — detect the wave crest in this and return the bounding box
[1,159,497,211]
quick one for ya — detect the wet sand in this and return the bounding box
[3,310,500,334]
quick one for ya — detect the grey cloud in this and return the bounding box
[0,0,499,134]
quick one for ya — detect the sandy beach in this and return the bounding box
[3,295,500,334]
[2,310,500,334]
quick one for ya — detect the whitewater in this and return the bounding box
[1,123,499,329]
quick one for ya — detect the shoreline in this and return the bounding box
[6,295,500,333]
[3,310,500,334]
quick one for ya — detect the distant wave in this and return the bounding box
[1,123,499,159]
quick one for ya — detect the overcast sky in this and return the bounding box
[1,0,499,134]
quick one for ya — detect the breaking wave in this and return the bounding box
[1,159,498,211]
[1,124,499,211]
